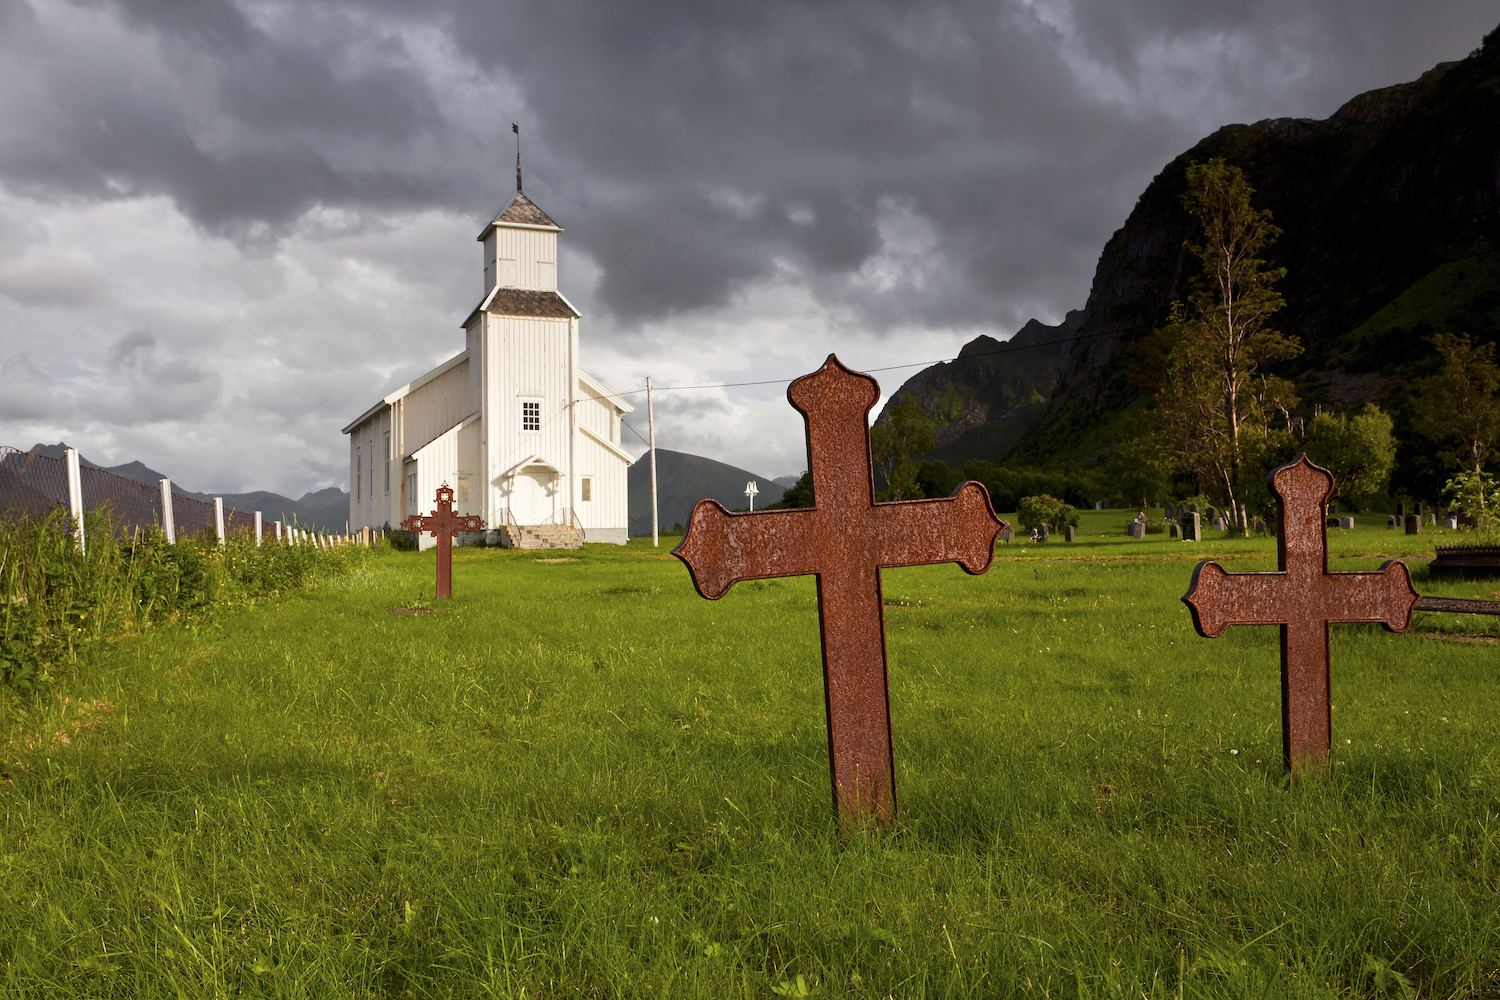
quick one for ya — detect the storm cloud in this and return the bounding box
[0,0,1494,493]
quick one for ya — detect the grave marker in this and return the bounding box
[1182,455,1417,774]
[401,484,484,599]
[674,355,1004,823]
[1183,511,1202,542]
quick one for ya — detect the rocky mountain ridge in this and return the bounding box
[884,23,1500,473]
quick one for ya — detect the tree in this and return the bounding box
[1301,405,1396,510]
[1412,332,1500,520]
[870,398,934,501]
[1151,159,1300,533]
[1016,494,1078,534]
[771,470,813,509]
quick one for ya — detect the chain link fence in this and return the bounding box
[1,446,270,540]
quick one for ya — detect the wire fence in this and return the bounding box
[1,446,289,541]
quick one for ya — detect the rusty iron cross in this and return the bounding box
[1182,455,1417,774]
[674,355,1005,824]
[402,483,484,599]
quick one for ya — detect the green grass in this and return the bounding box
[2,511,1498,997]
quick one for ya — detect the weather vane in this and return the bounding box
[512,122,522,193]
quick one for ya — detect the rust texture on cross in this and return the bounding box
[401,483,484,599]
[1182,455,1417,774]
[674,355,1006,823]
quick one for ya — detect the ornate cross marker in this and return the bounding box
[1182,455,1417,774]
[402,483,484,599]
[674,355,1005,823]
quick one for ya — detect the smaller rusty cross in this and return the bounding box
[402,483,484,599]
[1182,455,1417,774]
[674,355,1005,824]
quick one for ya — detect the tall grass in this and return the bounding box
[0,509,367,708]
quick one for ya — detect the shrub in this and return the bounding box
[1,509,367,707]
[1016,495,1079,534]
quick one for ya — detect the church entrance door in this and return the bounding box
[509,466,557,525]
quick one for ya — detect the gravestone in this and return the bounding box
[1339,516,1354,530]
[1415,501,1425,518]
[1183,511,1202,541]
[1396,501,1406,519]
[1000,524,1014,544]
[1212,516,1225,531]
[1405,514,1422,535]
[401,483,485,599]
[1183,455,1417,774]
[1038,524,1050,543]
[674,355,1003,824]
[1064,524,1076,543]
[1428,513,1437,526]
[1165,503,1177,520]
[1326,517,1340,528]
[1127,520,1145,539]
[1095,500,1104,510]
[1167,521,1181,539]
[1387,515,1397,528]
[1446,514,1460,530]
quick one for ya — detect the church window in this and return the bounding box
[521,399,541,432]
[581,477,593,502]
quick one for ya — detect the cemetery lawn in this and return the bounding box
[3,510,1499,998]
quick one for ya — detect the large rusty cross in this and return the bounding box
[1182,455,1417,774]
[674,355,1005,823]
[402,483,484,599]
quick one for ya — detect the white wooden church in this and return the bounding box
[342,180,632,548]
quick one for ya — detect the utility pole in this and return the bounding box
[647,376,659,547]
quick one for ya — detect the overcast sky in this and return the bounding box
[0,1,1494,495]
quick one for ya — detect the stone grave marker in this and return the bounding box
[1339,516,1354,530]
[1167,521,1181,539]
[1064,524,1076,543]
[1183,456,1417,774]
[674,355,1004,824]
[1405,514,1422,535]
[1213,516,1227,532]
[401,483,484,599]
[1183,511,1202,541]
[1387,515,1397,528]
[1127,520,1145,539]
[1000,523,1014,544]
[1396,501,1406,519]
[1446,514,1460,530]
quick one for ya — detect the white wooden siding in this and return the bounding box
[573,430,629,542]
[348,406,395,529]
[400,358,470,455]
[483,313,573,524]
[485,228,558,291]
[405,418,478,550]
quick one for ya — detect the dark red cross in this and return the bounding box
[1182,455,1417,774]
[402,483,484,599]
[674,355,1005,823]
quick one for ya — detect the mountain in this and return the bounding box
[884,23,1500,474]
[627,448,786,535]
[24,443,351,532]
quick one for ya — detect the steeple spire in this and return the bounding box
[512,122,522,193]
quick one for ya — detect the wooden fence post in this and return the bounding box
[254,511,263,546]
[159,478,176,544]
[64,447,85,554]
[213,497,225,546]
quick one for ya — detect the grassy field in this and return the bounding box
[2,509,1498,997]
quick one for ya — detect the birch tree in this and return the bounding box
[1155,159,1300,532]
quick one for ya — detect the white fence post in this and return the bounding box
[254,511,263,546]
[213,497,225,546]
[159,478,176,544]
[273,520,282,542]
[64,447,85,554]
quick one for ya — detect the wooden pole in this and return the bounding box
[64,447,85,554]
[159,479,176,543]
[648,376,659,547]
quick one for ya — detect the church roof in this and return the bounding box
[477,192,561,238]
[461,288,581,329]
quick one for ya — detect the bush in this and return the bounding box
[1,509,368,706]
[1016,495,1079,534]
